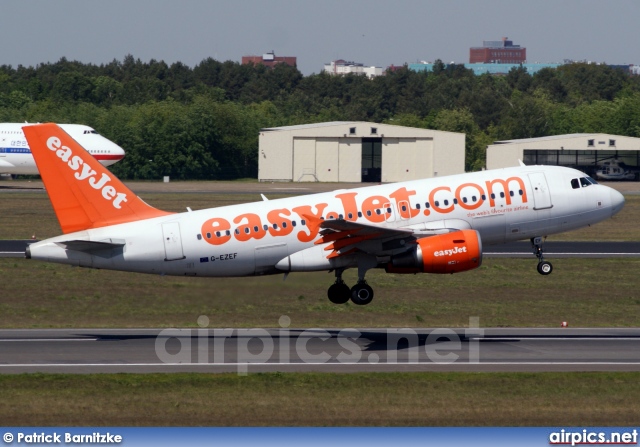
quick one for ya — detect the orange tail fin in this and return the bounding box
[23,123,173,234]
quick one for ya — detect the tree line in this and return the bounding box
[1,55,639,178]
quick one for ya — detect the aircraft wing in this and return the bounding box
[303,214,470,259]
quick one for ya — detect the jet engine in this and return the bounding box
[386,229,482,274]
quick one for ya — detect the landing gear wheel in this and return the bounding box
[537,261,553,275]
[531,236,553,275]
[350,282,374,306]
[328,281,351,304]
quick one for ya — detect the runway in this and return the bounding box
[2,328,640,373]
[2,240,640,259]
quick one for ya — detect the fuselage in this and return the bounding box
[0,123,124,175]
[28,165,625,277]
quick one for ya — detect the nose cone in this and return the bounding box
[609,188,625,217]
[94,139,126,166]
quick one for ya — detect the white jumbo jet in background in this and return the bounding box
[23,123,625,306]
[0,123,124,175]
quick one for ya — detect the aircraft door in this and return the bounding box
[162,222,185,261]
[528,173,553,210]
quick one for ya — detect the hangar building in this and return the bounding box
[487,133,640,180]
[258,122,465,183]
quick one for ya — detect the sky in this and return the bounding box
[2,0,639,76]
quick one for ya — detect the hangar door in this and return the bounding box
[293,138,360,182]
[362,138,382,182]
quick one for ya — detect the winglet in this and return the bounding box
[23,123,173,234]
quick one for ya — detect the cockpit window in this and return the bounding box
[571,179,580,189]
[83,130,99,135]
[580,177,590,187]
[586,176,598,185]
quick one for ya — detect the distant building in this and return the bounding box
[409,62,561,76]
[242,52,296,68]
[470,37,526,64]
[323,60,383,79]
[259,122,464,183]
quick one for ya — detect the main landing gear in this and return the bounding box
[327,268,374,306]
[531,236,553,275]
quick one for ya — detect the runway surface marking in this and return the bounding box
[2,362,640,367]
[473,337,640,341]
[0,338,99,342]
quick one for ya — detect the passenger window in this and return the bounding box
[444,200,449,206]
[453,198,458,204]
[509,191,515,197]
[425,202,430,209]
[472,196,477,202]
[301,220,306,226]
[571,179,580,189]
[292,221,297,227]
[580,177,590,187]
[434,201,439,207]
[263,224,269,231]
[518,189,523,196]
[500,192,505,198]
[416,204,421,210]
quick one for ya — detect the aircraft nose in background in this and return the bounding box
[610,188,625,217]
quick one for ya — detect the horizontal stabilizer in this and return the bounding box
[55,239,125,253]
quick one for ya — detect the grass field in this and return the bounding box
[1,257,639,328]
[1,372,639,426]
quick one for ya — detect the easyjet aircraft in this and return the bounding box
[23,123,625,306]
[0,123,124,175]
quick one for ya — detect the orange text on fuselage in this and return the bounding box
[200,176,528,246]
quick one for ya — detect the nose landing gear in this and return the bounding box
[531,236,553,275]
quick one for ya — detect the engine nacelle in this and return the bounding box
[386,229,482,274]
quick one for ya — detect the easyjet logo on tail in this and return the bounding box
[46,136,128,209]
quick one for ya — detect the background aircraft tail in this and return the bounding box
[23,123,172,234]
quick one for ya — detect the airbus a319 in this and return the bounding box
[23,124,624,306]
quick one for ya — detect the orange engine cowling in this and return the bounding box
[386,229,483,274]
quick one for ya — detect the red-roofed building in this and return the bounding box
[242,52,297,68]
[470,37,526,64]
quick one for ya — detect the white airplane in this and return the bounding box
[0,123,124,175]
[23,123,625,306]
